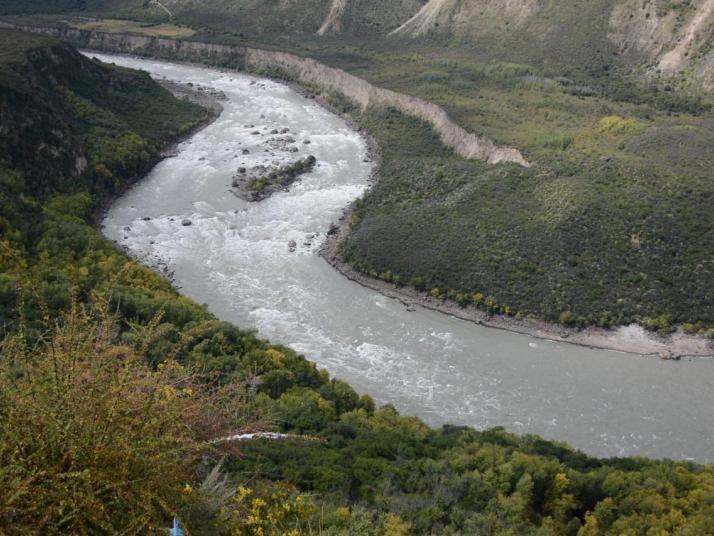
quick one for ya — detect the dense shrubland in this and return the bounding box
[338,102,714,333]
[3,29,714,535]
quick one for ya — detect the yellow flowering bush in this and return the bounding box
[219,484,315,535]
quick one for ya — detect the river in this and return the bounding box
[95,53,714,462]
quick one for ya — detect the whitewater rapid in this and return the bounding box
[96,53,714,462]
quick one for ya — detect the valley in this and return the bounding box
[2,1,714,533]
[96,52,714,461]
[2,6,713,341]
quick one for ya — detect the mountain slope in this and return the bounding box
[5,0,711,85]
[0,28,208,316]
[386,0,713,85]
[4,30,714,535]
[0,29,206,199]
[390,0,542,37]
[610,0,714,86]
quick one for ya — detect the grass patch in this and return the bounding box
[70,18,196,38]
[536,131,574,150]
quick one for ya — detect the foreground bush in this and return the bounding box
[0,297,257,533]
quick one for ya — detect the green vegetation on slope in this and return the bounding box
[339,103,714,332]
[281,47,712,333]
[8,300,714,535]
[0,29,211,326]
[3,28,714,536]
[0,0,427,39]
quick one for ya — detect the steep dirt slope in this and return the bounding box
[389,0,713,84]
[390,0,714,85]
[389,0,459,36]
[332,0,425,35]
[317,0,349,35]
[610,1,714,72]
[388,0,618,76]
[659,0,714,71]
[390,0,543,36]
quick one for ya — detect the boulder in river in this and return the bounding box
[232,156,317,202]
[659,350,679,361]
[288,240,297,252]
[181,219,192,226]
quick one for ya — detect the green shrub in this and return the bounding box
[597,115,645,135]
[643,314,675,335]
[559,310,575,326]
[0,301,255,533]
[247,177,269,191]
[536,131,574,150]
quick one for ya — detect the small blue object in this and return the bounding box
[170,517,185,536]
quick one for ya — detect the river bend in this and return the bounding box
[96,53,714,462]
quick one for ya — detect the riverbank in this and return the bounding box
[319,215,714,359]
[304,68,714,360]
[91,73,224,227]
[93,48,714,360]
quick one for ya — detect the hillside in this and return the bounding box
[388,0,714,87]
[0,28,209,290]
[2,27,714,535]
[3,0,712,87]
